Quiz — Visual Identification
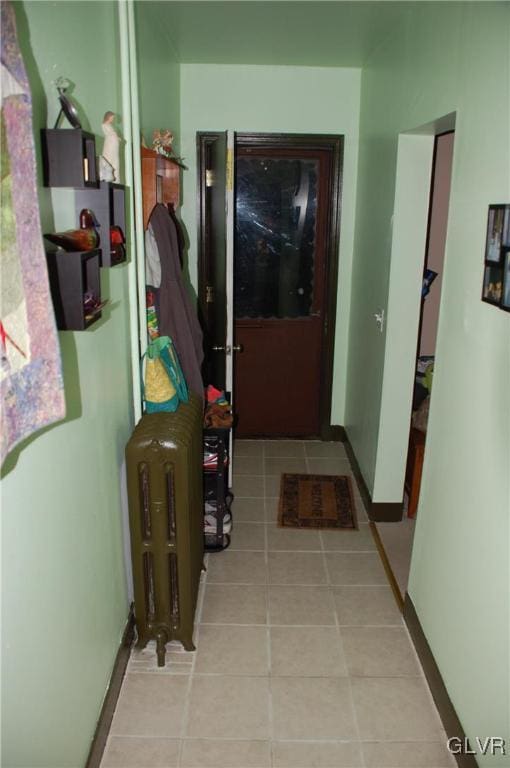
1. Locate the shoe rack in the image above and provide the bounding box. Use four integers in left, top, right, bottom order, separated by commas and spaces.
203, 426, 233, 552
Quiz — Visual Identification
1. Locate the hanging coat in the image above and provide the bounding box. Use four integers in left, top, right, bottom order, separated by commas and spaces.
148, 204, 204, 400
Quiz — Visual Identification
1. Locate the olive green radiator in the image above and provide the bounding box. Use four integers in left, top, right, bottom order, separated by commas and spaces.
125, 394, 204, 666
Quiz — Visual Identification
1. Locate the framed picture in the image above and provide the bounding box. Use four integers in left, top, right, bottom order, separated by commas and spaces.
501, 248, 510, 312
484, 205, 508, 263
503, 207, 510, 248
482, 263, 503, 306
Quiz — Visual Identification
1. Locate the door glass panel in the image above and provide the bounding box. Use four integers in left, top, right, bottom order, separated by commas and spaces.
235, 156, 318, 318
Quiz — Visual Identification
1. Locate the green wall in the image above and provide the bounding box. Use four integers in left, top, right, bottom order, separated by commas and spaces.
135, 2, 181, 156
179, 64, 361, 424
347, 2, 509, 757
1, 3, 134, 766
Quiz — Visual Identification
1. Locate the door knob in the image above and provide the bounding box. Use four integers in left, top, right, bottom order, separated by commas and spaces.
232, 344, 243, 353
212, 345, 231, 354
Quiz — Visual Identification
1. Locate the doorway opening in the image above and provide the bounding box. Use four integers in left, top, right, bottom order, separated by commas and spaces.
404, 131, 455, 520
197, 132, 344, 440
377, 127, 455, 599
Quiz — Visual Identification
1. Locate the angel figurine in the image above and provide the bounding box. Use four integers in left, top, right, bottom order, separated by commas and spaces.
100, 111, 120, 182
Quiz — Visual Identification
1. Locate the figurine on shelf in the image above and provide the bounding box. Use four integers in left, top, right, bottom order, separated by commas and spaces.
152, 129, 187, 169
100, 111, 120, 182
110, 225, 126, 265
44, 209, 99, 252
83, 291, 107, 321
152, 129, 174, 157
52, 76, 82, 129
99, 155, 115, 182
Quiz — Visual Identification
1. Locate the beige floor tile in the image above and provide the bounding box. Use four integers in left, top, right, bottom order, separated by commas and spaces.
195, 625, 268, 675
353, 496, 370, 521
325, 552, 388, 585
200, 584, 267, 625
307, 457, 353, 476
232, 497, 266, 522
181, 739, 271, 767
267, 523, 322, 551
268, 585, 337, 625
265, 476, 282, 496
101, 736, 180, 767
233, 475, 265, 497
320, 523, 376, 552
110, 674, 188, 737
206, 551, 267, 584
186, 676, 270, 739
230, 521, 266, 550
304, 441, 348, 459
265, 457, 308, 474
351, 677, 444, 740
265, 497, 279, 521
268, 551, 327, 585
234, 439, 264, 457
271, 677, 357, 739
270, 626, 348, 676
333, 586, 402, 626
233, 455, 264, 475
362, 740, 455, 767
341, 626, 421, 676
264, 440, 305, 457
272, 740, 362, 768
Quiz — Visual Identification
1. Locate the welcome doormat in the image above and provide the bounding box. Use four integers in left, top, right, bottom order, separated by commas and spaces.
278, 473, 358, 530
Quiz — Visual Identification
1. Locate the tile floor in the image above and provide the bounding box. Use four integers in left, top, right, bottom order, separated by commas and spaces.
101, 440, 453, 768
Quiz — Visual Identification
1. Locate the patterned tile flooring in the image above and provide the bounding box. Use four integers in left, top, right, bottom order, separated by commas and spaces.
101, 441, 453, 768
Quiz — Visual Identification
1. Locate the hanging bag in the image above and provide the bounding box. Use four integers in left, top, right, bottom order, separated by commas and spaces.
142, 335, 189, 413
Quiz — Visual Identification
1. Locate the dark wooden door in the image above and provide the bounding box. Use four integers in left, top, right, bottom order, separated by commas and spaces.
199, 132, 228, 389
234, 143, 336, 437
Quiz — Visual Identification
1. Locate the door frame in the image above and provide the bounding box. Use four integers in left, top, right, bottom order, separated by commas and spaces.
197, 131, 344, 440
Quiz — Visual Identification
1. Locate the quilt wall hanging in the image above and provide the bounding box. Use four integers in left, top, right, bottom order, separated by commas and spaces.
1, 1, 65, 465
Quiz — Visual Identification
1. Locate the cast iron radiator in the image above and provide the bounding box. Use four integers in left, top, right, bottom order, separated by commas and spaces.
125, 393, 204, 666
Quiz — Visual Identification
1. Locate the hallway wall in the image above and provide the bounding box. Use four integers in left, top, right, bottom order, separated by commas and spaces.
179, 64, 361, 425
135, 1, 181, 156
1, 3, 134, 766
347, 2, 509, 759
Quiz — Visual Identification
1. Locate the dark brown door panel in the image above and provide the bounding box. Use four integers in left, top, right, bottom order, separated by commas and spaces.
235, 319, 321, 437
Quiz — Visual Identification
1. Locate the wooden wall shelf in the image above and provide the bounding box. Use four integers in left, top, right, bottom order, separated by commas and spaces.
75, 182, 127, 267
141, 147, 180, 228
41, 129, 98, 188
46, 249, 103, 330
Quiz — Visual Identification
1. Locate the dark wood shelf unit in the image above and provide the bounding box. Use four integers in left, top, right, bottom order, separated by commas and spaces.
141, 147, 180, 228
75, 182, 127, 267
41, 129, 98, 188
46, 249, 103, 331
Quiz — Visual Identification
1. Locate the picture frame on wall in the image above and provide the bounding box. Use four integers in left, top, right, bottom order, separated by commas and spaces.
484, 205, 508, 263
482, 263, 503, 306
503, 207, 510, 248
501, 248, 510, 312
482, 204, 510, 310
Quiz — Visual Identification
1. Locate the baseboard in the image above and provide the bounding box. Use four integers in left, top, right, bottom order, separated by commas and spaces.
369, 522, 404, 611
344, 433, 404, 522
404, 595, 478, 768
321, 424, 347, 441
85, 605, 135, 768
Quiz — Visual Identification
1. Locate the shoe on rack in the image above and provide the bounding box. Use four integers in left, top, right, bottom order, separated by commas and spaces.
204, 512, 232, 535
203, 451, 228, 470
